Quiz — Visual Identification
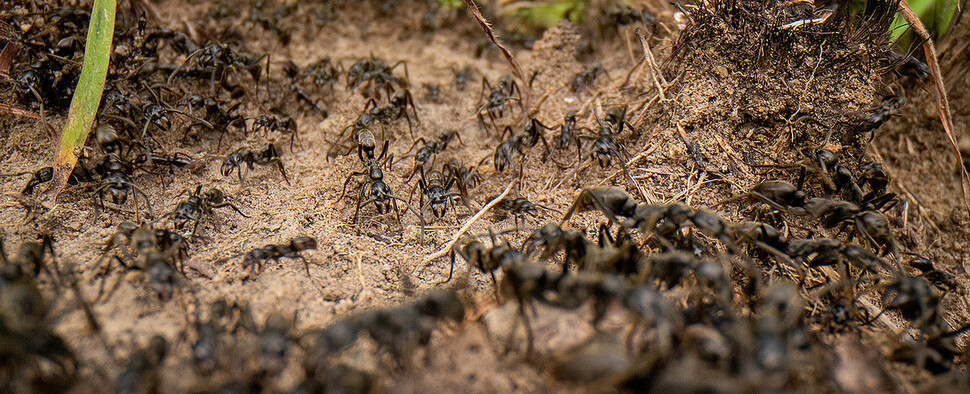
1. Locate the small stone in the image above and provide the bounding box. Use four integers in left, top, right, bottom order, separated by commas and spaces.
713, 65, 729, 79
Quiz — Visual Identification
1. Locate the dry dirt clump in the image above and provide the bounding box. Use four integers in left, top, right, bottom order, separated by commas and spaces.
645, 0, 899, 194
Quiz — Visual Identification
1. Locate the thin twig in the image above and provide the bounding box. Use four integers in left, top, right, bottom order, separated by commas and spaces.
634, 28, 667, 100
413, 180, 515, 274
0, 103, 42, 120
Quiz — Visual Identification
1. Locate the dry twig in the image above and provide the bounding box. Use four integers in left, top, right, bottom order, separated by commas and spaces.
413, 180, 515, 274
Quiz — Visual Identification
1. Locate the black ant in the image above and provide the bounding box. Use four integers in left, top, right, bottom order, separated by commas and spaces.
221, 143, 290, 185
443, 157, 487, 192
413, 169, 472, 227
237, 236, 318, 278
280, 60, 329, 116
167, 186, 249, 236
423, 83, 440, 102
134, 151, 202, 175
337, 141, 413, 228
571, 63, 606, 92
327, 114, 378, 163
522, 223, 592, 273
453, 65, 474, 90
500, 117, 553, 156
303, 56, 342, 94
181, 95, 245, 148
96, 225, 185, 302
477, 75, 522, 133
586, 106, 633, 169
844, 95, 905, 144
400, 129, 462, 182
2, 166, 54, 195
346, 55, 409, 99
493, 196, 559, 230
93, 156, 153, 218
252, 114, 299, 150
363, 88, 420, 138
168, 42, 265, 93
551, 111, 585, 165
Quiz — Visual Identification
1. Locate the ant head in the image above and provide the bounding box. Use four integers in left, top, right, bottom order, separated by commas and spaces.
204, 188, 225, 203
605, 106, 627, 125
221, 155, 240, 176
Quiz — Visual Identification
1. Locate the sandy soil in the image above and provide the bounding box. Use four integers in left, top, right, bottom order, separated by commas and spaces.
2, 0, 970, 392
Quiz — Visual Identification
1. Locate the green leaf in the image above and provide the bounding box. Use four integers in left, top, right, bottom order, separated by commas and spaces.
39, 0, 115, 208
935, 0, 958, 40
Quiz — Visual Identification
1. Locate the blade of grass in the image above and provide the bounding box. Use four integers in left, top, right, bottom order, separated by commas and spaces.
38, 0, 116, 209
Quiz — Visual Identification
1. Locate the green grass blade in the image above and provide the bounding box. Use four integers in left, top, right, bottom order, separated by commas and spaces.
39, 0, 115, 208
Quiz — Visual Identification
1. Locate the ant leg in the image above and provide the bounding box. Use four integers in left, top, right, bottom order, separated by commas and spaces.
405, 91, 419, 123
403, 137, 427, 156
299, 256, 311, 278
353, 184, 372, 224
131, 184, 155, 219
403, 110, 415, 140
211, 202, 250, 218
337, 172, 366, 202
444, 249, 457, 284
273, 160, 291, 186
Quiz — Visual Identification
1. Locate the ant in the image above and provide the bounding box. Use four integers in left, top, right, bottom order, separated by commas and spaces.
168, 42, 265, 93
423, 83, 440, 102
181, 95, 245, 148
346, 55, 409, 99
96, 226, 185, 302
571, 63, 606, 92
493, 196, 559, 230
252, 114, 299, 150
116, 336, 170, 393
237, 236, 318, 278
492, 118, 553, 173
337, 141, 413, 228
363, 88, 420, 138
328, 114, 378, 163
453, 65, 474, 90
586, 106, 633, 169
279, 60, 329, 116
522, 224, 591, 273
551, 111, 585, 165
2, 166, 54, 195
167, 186, 249, 236
400, 129, 462, 182
500, 117, 553, 155
443, 157, 487, 192
844, 95, 905, 144
477, 75, 522, 133
221, 143, 290, 185
93, 156, 153, 218
134, 151, 203, 175
100, 221, 188, 275
303, 56, 342, 94
413, 169, 472, 227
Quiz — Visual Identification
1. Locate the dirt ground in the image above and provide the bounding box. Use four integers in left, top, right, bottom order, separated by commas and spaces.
3, 0, 970, 392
